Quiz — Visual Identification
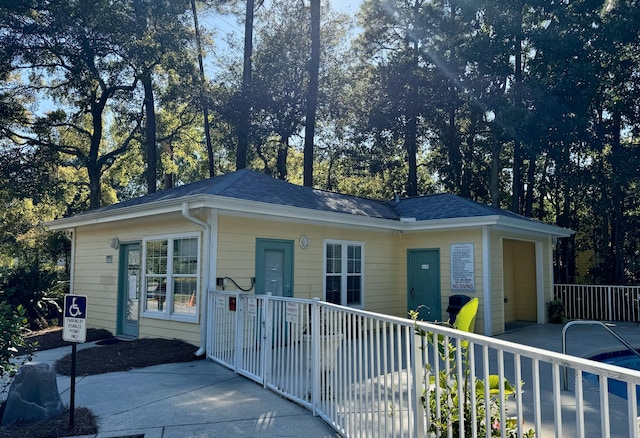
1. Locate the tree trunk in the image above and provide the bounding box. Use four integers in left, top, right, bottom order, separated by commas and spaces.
276, 137, 289, 180
490, 140, 501, 207
88, 97, 104, 209
163, 141, 174, 190
237, 0, 255, 171
524, 150, 536, 217
191, 0, 214, 178
611, 108, 625, 284
511, 7, 523, 214
142, 73, 157, 194
447, 106, 462, 193
406, 112, 418, 197
303, 0, 320, 187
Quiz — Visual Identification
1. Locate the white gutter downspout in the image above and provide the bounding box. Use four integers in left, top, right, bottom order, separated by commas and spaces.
181, 203, 210, 357
482, 225, 492, 336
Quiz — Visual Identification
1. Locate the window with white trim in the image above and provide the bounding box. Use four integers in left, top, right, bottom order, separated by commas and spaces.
142, 234, 199, 322
324, 240, 364, 307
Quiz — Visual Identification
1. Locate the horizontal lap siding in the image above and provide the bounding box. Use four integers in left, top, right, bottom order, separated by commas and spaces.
216, 215, 401, 315
490, 232, 505, 335
399, 229, 484, 332
73, 228, 120, 333
72, 215, 203, 343
138, 318, 200, 345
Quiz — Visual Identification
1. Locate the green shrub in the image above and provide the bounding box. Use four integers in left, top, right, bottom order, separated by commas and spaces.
0, 302, 32, 379
0, 264, 66, 330
410, 306, 535, 437
548, 299, 565, 323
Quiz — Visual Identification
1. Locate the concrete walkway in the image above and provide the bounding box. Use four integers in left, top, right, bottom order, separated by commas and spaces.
9, 322, 640, 437
22, 344, 339, 438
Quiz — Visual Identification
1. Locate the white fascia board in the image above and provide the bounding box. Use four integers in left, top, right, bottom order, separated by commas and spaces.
398, 215, 573, 238
47, 193, 574, 239
45, 195, 209, 230
491, 216, 574, 238
399, 215, 503, 231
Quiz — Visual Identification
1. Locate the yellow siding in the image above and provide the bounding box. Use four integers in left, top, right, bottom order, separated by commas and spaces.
69, 206, 557, 342
503, 241, 516, 322
71, 214, 202, 345
397, 229, 485, 332
490, 232, 505, 335
216, 215, 403, 316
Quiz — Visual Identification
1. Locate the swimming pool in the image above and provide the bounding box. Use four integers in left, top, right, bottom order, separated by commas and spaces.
587, 350, 640, 400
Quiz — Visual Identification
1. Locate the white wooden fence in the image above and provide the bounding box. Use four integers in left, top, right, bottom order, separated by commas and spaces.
555, 284, 640, 322
208, 290, 640, 437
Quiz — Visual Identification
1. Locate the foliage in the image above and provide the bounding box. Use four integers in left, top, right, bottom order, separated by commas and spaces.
548, 299, 565, 324
1, 0, 640, 284
0, 264, 67, 330
411, 300, 535, 437
0, 302, 32, 380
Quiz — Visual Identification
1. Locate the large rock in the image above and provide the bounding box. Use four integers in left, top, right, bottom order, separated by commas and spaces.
1, 362, 65, 426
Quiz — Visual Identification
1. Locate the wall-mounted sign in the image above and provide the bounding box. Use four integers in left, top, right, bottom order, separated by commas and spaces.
450, 243, 475, 292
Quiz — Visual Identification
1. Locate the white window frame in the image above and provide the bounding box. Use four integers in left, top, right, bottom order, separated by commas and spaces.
141, 232, 200, 323
323, 239, 365, 308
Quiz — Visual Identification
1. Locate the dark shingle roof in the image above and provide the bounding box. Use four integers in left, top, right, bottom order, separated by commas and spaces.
94, 169, 399, 220
66, 170, 565, 235
391, 193, 531, 222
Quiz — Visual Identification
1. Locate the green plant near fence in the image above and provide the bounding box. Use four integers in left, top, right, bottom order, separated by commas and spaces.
411, 299, 535, 437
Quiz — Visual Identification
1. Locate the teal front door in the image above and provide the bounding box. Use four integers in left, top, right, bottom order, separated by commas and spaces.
255, 239, 294, 297
117, 243, 141, 338
407, 249, 441, 321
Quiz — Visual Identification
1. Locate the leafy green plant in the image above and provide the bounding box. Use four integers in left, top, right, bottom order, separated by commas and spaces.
0, 264, 67, 330
0, 302, 34, 390
411, 299, 535, 437
548, 299, 565, 323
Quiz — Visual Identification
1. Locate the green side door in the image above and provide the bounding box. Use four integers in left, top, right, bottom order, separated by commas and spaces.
255, 239, 294, 297
117, 242, 141, 338
407, 249, 441, 321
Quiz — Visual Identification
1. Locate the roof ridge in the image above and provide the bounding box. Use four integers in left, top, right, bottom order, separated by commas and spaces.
212, 168, 251, 195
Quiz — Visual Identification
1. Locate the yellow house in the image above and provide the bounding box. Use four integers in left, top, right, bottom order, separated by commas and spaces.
47, 170, 573, 350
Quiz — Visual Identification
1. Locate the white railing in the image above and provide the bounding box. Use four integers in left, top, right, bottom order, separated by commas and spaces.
555, 284, 640, 322
208, 290, 640, 437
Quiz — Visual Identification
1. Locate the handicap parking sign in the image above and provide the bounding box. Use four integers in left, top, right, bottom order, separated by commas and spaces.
63, 294, 87, 343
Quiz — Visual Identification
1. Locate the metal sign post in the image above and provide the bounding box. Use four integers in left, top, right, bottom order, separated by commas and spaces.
63, 294, 87, 428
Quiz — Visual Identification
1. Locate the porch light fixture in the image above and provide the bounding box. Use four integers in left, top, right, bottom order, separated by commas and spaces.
110, 237, 119, 249
299, 235, 310, 249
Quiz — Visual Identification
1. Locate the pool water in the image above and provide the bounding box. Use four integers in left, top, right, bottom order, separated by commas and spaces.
587, 350, 640, 400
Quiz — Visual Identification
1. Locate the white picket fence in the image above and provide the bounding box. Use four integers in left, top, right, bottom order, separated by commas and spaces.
555, 284, 640, 322
207, 290, 640, 437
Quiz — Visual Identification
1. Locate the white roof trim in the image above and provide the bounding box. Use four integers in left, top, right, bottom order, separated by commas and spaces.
46, 194, 573, 238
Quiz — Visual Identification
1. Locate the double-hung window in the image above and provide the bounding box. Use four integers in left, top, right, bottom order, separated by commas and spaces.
324, 240, 364, 307
142, 234, 199, 322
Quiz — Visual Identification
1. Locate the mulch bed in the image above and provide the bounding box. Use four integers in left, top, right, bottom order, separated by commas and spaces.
1, 327, 201, 437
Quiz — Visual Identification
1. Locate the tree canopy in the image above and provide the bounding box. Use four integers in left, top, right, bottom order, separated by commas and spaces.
1, 0, 639, 284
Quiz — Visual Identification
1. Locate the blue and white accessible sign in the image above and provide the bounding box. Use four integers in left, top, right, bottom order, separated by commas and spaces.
63, 294, 87, 343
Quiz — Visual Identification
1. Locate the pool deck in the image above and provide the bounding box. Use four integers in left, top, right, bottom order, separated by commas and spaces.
495, 321, 640, 438
497, 320, 640, 358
